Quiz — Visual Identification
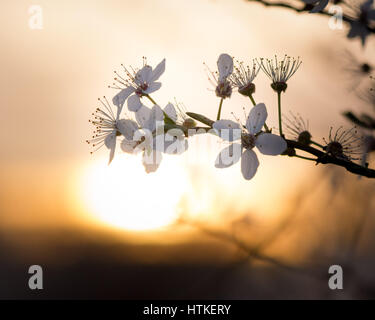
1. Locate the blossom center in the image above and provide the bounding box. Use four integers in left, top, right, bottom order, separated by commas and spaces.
271, 81, 288, 93
361, 63, 371, 73
241, 133, 256, 150
238, 82, 256, 97
326, 141, 344, 158
215, 80, 232, 99
136, 82, 149, 96
298, 130, 312, 145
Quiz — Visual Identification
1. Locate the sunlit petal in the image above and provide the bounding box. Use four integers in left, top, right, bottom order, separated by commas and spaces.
246, 103, 267, 134
255, 133, 287, 155
241, 149, 259, 180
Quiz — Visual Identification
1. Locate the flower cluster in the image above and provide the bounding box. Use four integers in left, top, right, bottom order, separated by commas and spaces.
88, 58, 191, 172
87, 53, 374, 181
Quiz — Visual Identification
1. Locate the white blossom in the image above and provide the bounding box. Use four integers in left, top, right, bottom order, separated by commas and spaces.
213, 103, 287, 180
205, 53, 234, 99
87, 97, 137, 164
111, 57, 166, 110
120, 103, 188, 173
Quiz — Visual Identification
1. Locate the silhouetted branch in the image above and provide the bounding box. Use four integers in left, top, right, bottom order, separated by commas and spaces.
245, 0, 375, 33
179, 217, 322, 279
286, 139, 375, 178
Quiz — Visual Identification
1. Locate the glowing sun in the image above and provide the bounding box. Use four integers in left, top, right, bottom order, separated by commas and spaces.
80, 155, 187, 231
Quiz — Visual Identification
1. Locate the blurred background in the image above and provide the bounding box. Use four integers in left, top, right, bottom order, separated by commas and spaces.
1, 0, 375, 299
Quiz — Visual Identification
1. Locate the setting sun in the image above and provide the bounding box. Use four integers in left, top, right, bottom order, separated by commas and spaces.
80, 155, 188, 231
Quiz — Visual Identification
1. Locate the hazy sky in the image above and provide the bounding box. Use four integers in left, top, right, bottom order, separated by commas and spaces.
0, 0, 373, 229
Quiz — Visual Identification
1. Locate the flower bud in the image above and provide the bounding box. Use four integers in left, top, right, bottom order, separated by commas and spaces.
238, 83, 256, 97
298, 130, 312, 145
182, 118, 197, 129
271, 81, 288, 93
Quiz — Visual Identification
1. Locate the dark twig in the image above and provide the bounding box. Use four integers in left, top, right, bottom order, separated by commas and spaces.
286, 139, 375, 178
179, 217, 322, 279
245, 0, 375, 33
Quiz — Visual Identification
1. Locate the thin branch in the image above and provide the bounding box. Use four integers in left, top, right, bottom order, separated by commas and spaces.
180, 218, 321, 279
286, 139, 375, 178
245, 0, 375, 33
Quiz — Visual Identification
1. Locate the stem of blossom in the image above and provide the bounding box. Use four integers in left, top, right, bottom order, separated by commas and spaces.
249, 95, 256, 106
249, 95, 270, 132
311, 140, 324, 149
293, 154, 317, 161
145, 94, 175, 124
277, 91, 284, 137
145, 94, 157, 105
216, 98, 224, 120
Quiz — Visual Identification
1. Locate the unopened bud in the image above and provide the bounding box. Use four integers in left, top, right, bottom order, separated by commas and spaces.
271, 81, 288, 93
298, 131, 312, 145
238, 83, 256, 97
182, 118, 196, 129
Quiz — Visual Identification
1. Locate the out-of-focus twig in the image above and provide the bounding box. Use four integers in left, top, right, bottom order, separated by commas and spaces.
245, 0, 375, 33
179, 217, 322, 279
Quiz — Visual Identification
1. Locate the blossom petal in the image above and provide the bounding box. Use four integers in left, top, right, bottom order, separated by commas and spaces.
135, 105, 152, 128
241, 149, 259, 180
132, 127, 154, 154
213, 120, 241, 141
142, 150, 162, 173
246, 103, 267, 134
116, 119, 139, 140
160, 130, 188, 155
255, 133, 287, 155
128, 95, 143, 112
139, 65, 152, 84
217, 53, 233, 81
215, 143, 242, 168
145, 82, 162, 94
213, 120, 241, 131
121, 138, 138, 154
104, 131, 117, 164
145, 104, 164, 132
112, 87, 134, 108
164, 103, 177, 122
149, 58, 166, 83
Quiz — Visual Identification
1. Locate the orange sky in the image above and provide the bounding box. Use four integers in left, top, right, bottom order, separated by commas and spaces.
0, 0, 374, 231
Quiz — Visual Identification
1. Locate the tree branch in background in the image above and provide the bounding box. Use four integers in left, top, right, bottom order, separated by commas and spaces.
246, 0, 375, 34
